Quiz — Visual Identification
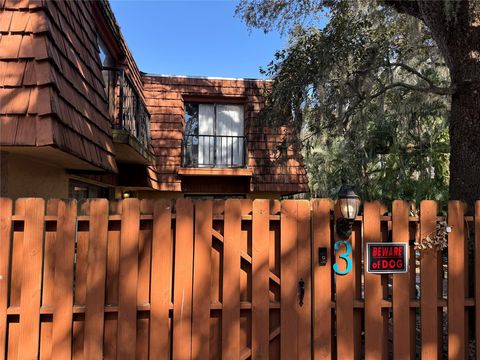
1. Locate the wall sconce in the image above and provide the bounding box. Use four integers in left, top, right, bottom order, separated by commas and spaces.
336, 185, 361, 239
122, 191, 132, 199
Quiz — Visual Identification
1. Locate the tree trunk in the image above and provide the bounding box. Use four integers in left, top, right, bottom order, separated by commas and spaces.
449, 78, 480, 211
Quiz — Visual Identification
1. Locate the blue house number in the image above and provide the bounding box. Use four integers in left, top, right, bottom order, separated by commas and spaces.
333, 240, 352, 275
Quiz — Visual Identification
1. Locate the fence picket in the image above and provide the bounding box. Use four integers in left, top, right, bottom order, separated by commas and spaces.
364, 202, 386, 360
334, 201, 355, 360
83, 199, 109, 360
51, 200, 77, 360
252, 199, 270, 359
280, 200, 298, 360
392, 200, 411, 360
448, 201, 467, 360
312, 199, 332, 360
0, 198, 12, 357
150, 200, 172, 360
420, 200, 441, 359
192, 200, 213, 360
16, 198, 44, 359
117, 198, 140, 358
173, 199, 194, 359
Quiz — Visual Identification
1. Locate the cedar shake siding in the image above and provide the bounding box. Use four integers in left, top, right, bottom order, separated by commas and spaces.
142, 75, 309, 195
0, 0, 116, 172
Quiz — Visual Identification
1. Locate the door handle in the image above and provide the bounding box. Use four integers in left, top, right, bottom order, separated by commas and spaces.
298, 278, 305, 306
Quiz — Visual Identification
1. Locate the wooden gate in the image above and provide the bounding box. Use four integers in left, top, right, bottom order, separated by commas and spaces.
0, 198, 479, 359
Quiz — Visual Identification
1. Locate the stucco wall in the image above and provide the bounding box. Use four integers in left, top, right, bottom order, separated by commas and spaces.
1, 152, 69, 199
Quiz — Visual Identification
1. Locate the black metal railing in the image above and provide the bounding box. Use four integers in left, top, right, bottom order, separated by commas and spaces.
102, 67, 150, 149
182, 134, 247, 168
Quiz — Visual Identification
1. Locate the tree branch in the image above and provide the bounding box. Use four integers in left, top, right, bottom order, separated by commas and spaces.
383, 0, 421, 20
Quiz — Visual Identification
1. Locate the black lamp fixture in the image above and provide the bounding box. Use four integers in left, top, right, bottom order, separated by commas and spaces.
336, 185, 361, 239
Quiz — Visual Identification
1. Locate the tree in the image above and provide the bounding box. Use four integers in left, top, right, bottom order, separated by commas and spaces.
237, 0, 480, 210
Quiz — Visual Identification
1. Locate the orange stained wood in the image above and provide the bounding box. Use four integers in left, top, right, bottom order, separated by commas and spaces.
312, 199, 332, 360
150, 200, 172, 360
252, 199, 270, 359
0, 198, 12, 356
222, 200, 243, 358
17, 198, 44, 359
364, 202, 387, 360
192, 200, 213, 360
83, 199, 109, 360
173, 199, 194, 359
392, 200, 411, 360
420, 200, 441, 359
280, 200, 298, 359
51, 200, 77, 360
476, 201, 480, 360
117, 199, 140, 358
334, 201, 354, 360
297, 200, 311, 360
177, 167, 253, 177
448, 201, 467, 360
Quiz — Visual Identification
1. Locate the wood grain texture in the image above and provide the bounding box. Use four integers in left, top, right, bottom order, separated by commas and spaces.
312, 199, 332, 360
420, 200, 440, 360
392, 200, 411, 360
297, 200, 311, 360
17, 198, 44, 360
364, 202, 386, 360
252, 199, 270, 359
0, 198, 12, 357
83, 199, 109, 360
117, 198, 140, 358
173, 199, 194, 360
280, 200, 298, 360
192, 200, 213, 360
51, 200, 77, 360
334, 201, 354, 360
448, 201, 466, 360
150, 200, 172, 360
222, 200, 242, 358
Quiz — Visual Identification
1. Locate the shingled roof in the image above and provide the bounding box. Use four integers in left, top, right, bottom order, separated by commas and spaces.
0, 0, 116, 172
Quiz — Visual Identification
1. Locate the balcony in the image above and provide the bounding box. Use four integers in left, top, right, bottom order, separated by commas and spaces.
103, 67, 154, 165
180, 134, 252, 177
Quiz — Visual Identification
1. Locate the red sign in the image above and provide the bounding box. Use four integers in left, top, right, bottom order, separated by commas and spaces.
366, 243, 408, 273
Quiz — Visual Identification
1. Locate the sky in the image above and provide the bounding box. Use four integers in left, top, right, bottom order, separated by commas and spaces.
109, 1, 287, 79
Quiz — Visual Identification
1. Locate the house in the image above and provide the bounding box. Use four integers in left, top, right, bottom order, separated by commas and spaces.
0, 0, 308, 200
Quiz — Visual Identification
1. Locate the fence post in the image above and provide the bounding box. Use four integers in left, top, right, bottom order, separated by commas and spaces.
0, 198, 12, 358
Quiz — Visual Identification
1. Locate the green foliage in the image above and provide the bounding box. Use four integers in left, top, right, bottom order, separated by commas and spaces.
237, 0, 451, 202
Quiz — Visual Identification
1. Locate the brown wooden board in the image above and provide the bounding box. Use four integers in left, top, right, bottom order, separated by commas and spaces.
172, 199, 194, 359
312, 199, 332, 360
150, 200, 172, 360
223, 200, 242, 358
17, 198, 44, 359
83, 199, 109, 359
51, 200, 77, 360
0, 198, 12, 356
280, 200, 298, 359
419, 200, 440, 359
448, 201, 466, 360
117, 198, 140, 358
364, 202, 387, 360
192, 200, 213, 360
252, 199, 270, 359
392, 200, 411, 360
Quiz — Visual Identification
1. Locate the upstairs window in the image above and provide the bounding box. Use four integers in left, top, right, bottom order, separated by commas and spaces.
183, 103, 245, 168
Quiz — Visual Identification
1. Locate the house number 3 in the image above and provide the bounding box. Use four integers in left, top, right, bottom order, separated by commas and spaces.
333, 240, 352, 275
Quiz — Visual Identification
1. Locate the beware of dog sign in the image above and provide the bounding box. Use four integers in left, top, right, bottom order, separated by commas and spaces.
366, 243, 408, 274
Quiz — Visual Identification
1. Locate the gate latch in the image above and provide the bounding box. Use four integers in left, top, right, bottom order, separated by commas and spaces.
298, 278, 305, 306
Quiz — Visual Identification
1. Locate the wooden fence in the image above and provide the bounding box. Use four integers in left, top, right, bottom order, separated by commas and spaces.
0, 198, 478, 359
